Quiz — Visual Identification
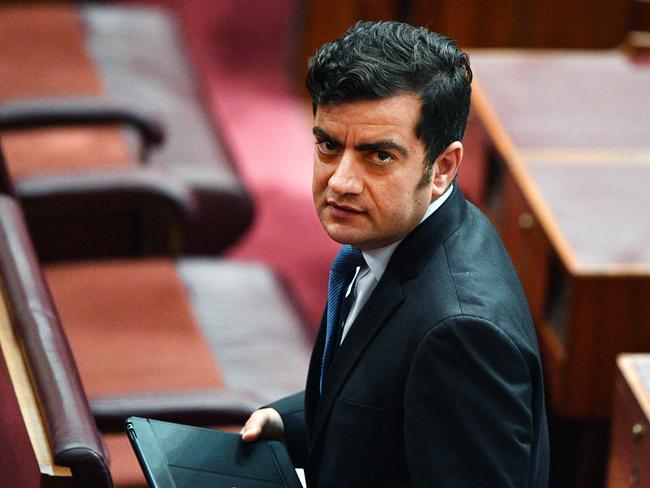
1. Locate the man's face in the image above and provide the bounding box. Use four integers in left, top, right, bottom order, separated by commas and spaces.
312, 94, 444, 250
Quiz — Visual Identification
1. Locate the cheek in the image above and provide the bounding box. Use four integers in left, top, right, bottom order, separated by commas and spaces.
312, 160, 329, 195
372, 179, 427, 221
366, 183, 401, 219
372, 173, 408, 202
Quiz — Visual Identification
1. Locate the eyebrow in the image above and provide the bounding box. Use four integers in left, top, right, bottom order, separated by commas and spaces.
355, 140, 409, 157
312, 126, 341, 146
312, 126, 409, 157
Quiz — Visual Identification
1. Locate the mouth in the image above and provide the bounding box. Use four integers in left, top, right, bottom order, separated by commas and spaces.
326, 200, 365, 218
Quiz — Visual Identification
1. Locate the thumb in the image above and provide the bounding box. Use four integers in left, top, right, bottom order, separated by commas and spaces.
241, 423, 262, 442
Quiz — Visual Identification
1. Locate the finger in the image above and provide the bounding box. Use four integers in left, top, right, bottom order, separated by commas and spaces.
241, 422, 263, 441
240, 411, 267, 441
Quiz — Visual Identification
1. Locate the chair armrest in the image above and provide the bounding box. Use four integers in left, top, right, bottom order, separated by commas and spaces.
17, 168, 197, 258
0, 195, 112, 485
0, 98, 165, 161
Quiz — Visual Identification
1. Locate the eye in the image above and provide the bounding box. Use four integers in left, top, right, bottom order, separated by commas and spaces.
371, 150, 395, 165
316, 140, 339, 155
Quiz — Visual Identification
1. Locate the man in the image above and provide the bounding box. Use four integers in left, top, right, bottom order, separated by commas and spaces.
242, 21, 549, 487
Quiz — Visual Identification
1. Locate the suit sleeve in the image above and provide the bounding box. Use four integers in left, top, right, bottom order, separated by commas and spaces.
268, 391, 308, 467
403, 316, 534, 488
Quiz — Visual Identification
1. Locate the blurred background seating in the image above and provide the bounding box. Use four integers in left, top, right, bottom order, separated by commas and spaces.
0, 139, 312, 486
0, 4, 254, 261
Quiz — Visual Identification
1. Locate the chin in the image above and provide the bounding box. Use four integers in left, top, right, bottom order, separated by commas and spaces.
321, 218, 375, 247
324, 227, 360, 247
325, 231, 352, 245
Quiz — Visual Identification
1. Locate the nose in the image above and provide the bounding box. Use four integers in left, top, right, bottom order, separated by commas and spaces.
328, 153, 363, 195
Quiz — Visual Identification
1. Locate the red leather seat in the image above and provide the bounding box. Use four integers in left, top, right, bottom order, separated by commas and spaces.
0, 4, 254, 261
0, 5, 310, 486
0, 145, 310, 485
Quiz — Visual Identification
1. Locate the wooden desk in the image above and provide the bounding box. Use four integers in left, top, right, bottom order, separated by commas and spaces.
607, 354, 650, 487
468, 50, 650, 419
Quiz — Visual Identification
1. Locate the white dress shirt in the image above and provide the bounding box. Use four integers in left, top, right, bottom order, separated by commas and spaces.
339, 183, 454, 343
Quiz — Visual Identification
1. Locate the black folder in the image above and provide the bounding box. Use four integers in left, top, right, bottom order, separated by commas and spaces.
125, 416, 302, 488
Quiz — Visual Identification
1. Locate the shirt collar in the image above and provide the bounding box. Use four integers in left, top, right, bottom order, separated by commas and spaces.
361, 183, 454, 281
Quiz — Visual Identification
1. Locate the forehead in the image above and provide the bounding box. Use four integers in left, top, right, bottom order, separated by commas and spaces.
314, 94, 422, 139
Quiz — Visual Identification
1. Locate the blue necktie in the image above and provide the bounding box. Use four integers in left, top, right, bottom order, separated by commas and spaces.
320, 245, 365, 393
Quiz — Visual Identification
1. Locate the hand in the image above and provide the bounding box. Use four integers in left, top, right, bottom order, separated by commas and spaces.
240, 408, 284, 442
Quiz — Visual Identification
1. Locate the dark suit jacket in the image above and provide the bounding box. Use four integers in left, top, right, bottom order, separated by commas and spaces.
271, 186, 549, 487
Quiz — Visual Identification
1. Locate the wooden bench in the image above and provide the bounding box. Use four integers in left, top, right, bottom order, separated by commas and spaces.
467, 48, 650, 487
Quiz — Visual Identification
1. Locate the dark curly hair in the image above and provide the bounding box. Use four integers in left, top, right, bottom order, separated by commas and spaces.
306, 21, 472, 181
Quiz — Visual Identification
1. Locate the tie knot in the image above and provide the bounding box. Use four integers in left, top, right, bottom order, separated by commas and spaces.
331, 245, 365, 276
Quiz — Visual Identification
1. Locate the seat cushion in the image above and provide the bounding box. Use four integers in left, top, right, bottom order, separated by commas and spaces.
44, 258, 223, 397
176, 259, 313, 402
44, 258, 312, 430
0, 5, 132, 178
79, 4, 255, 255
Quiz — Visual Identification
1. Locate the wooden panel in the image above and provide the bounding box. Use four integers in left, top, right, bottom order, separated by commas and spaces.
470, 50, 650, 420
570, 280, 650, 415
296, 0, 634, 92
470, 79, 579, 273
495, 166, 552, 321
418, 0, 481, 48
411, 0, 630, 48
458, 45, 650, 487
607, 355, 650, 487
300, 0, 401, 55
625, 0, 650, 58
629, 0, 650, 32
457, 110, 490, 206
296, 0, 401, 90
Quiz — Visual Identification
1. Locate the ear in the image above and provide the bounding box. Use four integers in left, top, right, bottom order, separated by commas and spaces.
430, 141, 463, 198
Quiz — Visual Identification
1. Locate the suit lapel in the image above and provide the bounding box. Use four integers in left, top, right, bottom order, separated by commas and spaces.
304, 313, 326, 439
